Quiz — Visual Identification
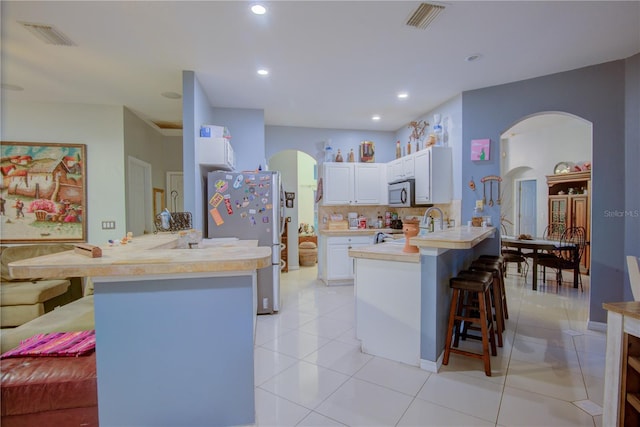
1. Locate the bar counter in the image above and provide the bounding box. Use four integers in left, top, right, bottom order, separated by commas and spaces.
349, 226, 497, 372
8, 233, 271, 427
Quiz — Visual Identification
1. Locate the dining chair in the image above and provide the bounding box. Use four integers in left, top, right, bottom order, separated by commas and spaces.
523, 225, 556, 280
501, 245, 529, 277
627, 255, 640, 301
537, 226, 586, 291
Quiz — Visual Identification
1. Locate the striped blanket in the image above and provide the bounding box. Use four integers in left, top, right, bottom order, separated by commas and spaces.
0, 330, 95, 358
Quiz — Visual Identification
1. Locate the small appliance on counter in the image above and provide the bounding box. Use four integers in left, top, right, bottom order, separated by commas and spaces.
390, 218, 403, 230
348, 212, 358, 230
358, 216, 368, 229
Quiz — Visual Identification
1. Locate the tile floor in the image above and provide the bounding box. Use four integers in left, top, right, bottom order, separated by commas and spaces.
254, 264, 605, 426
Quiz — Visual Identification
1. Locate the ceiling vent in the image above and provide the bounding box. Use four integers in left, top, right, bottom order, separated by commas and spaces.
19, 21, 76, 46
406, 3, 445, 29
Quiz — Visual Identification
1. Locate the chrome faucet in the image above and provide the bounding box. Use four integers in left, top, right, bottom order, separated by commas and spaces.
421, 207, 444, 232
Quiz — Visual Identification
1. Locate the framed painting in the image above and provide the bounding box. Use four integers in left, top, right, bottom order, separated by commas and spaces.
471, 138, 491, 161
1, 141, 87, 243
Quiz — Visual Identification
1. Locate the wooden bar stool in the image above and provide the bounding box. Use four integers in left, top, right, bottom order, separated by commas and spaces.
443, 271, 496, 376
457, 267, 504, 348
473, 257, 509, 321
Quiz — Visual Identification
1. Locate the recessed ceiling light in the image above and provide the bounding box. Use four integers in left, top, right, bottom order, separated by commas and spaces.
161, 91, 182, 99
1, 83, 25, 91
372, 115, 381, 121
257, 69, 269, 76
397, 92, 409, 99
465, 54, 482, 62
251, 4, 267, 15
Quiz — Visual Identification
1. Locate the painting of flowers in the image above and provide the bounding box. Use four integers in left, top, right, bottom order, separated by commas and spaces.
1, 141, 87, 243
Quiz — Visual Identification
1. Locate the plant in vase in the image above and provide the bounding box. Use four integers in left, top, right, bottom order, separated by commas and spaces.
408, 120, 428, 151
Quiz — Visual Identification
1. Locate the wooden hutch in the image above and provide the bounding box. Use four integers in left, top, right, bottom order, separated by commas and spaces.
546, 170, 591, 273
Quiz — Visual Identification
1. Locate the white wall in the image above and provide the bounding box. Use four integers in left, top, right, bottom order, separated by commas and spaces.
269, 150, 299, 270
2, 101, 126, 245
297, 152, 317, 231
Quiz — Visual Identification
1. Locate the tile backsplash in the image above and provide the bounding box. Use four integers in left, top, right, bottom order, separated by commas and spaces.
318, 200, 461, 230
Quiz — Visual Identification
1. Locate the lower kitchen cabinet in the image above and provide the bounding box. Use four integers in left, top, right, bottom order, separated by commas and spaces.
318, 234, 372, 285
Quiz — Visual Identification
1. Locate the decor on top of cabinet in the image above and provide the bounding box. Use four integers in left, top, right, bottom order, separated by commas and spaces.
359, 141, 375, 163
335, 149, 343, 162
408, 120, 428, 148
348, 148, 355, 162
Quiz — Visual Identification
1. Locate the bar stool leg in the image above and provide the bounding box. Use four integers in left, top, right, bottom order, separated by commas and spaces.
443, 288, 460, 366
478, 289, 492, 375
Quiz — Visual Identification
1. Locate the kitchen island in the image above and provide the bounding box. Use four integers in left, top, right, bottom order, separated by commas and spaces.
349, 226, 496, 372
8, 233, 271, 427
317, 228, 402, 285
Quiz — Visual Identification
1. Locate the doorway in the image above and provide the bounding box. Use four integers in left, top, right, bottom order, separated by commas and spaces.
268, 150, 318, 272
516, 179, 536, 236
500, 112, 593, 282
127, 156, 153, 235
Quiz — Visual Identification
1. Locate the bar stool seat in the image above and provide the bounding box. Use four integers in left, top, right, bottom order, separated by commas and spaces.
473, 258, 509, 322
443, 270, 496, 376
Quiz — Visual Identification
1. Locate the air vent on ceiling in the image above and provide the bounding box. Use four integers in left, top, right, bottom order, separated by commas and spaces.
406, 3, 445, 29
19, 21, 76, 46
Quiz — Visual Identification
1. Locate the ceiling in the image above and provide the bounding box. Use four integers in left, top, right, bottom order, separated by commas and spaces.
2, 1, 639, 134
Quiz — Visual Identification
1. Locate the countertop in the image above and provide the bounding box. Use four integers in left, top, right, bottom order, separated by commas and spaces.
318, 228, 402, 237
8, 233, 272, 279
603, 301, 640, 320
348, 243, 420, 263
410, 226, 496, 250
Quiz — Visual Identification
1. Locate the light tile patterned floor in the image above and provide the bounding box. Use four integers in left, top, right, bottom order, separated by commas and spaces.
254, 265, 604, 427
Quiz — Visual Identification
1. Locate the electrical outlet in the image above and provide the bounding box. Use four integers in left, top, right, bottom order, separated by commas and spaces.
475, 200, 484, 210
101, 221, 116, 230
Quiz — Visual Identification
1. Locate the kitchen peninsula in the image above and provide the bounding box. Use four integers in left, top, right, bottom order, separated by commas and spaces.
349, 226, 496, 372
7, 233, 271, 427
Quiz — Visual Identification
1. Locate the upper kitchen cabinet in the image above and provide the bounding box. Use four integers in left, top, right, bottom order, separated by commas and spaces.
414, 146, 452, 205
387, 155, 415, 183
197, 137, 235, 171
322, 162, 386, 205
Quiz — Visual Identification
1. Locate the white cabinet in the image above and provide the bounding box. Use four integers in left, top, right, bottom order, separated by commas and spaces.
320, 235, 372, 285
323, 163, 386, 205
323, 162, 353, 205
414, 146, 451, 204
387, 156, 414, 183
197, 137, 235, 171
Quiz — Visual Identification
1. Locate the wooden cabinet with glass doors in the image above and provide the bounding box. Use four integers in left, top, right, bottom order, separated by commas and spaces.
547, 171, 591, 273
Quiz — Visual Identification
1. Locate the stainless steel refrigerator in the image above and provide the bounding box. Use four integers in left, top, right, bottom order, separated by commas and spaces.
206, 170, 283, 314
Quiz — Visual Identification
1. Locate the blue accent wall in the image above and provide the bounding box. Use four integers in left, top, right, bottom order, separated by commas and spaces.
461, 58, 634, 323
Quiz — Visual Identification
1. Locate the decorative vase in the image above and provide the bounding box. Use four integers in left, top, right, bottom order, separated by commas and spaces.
402, 218, 420, 253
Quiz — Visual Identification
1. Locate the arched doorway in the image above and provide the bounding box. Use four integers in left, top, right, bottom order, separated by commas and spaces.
500, 111, 593, 277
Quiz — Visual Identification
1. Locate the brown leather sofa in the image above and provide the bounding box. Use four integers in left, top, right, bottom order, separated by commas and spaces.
1, 353, 98, 426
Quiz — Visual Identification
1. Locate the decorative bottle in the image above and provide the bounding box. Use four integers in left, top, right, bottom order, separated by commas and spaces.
396, 141, 401, 159
348, 149, 355, 162
335, 149, 343, 162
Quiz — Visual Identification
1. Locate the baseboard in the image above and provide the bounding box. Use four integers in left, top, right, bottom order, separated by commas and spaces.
420, 351, 444, 373
588, 320, 607, 332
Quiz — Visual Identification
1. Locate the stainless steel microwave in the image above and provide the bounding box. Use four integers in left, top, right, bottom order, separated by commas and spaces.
388, 179, 415, 207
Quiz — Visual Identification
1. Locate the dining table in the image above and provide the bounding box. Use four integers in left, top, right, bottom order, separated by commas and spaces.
501, 235, 579, 291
